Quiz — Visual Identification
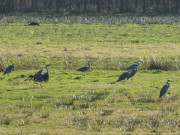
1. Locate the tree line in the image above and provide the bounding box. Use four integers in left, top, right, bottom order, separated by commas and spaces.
0, 0, 180, 14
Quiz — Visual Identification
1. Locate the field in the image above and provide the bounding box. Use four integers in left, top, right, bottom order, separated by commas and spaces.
0, 14, 180, 135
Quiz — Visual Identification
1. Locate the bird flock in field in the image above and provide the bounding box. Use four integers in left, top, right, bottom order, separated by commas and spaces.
3, 61, 171, 99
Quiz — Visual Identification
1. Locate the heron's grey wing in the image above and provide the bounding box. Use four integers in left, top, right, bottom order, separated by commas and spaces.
159, 85, 168, 98
127, 64, 137, 70
77, 67, 88, 72
117, 72, 129, 82
34, 70, 43, 80
39, 72, 49, 82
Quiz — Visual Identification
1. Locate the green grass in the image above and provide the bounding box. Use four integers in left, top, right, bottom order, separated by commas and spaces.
0, 16, 180, 134
0, 23, 179, 71
0, 70, 180, 134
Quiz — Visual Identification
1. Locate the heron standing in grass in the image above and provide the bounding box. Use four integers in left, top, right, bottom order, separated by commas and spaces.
77, 61, 91, 72
127, 67, 138, 80
117, 70, 131, 82
159, 80, 171, 98
127, 61, 140, 70
34, 64, 51, 87
4, 64, 15, 75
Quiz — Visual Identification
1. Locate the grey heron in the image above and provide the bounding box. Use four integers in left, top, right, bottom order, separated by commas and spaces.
159, 80, 171, 98
77, 61, 91, 72
34, 64, 51, 87
117, 71, 131, 82
4, 64, 15, 75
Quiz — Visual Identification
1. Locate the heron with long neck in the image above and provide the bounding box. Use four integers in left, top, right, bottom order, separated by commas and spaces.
159, 80, 171, 98
39, 64, 51, 82
77, 61, 91, 72
34, 64, 51, 87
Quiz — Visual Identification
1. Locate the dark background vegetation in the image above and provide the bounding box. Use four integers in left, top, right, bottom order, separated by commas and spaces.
0, 0, 180, 14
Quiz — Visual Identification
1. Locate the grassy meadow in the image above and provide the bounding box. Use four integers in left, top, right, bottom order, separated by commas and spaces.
0, 14, 180, 134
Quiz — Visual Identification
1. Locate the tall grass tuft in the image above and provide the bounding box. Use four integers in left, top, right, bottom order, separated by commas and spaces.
62, 57, 179, 71
39, 112, 50, 119
142, 56, 179, 71
0, 56, 178, 71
